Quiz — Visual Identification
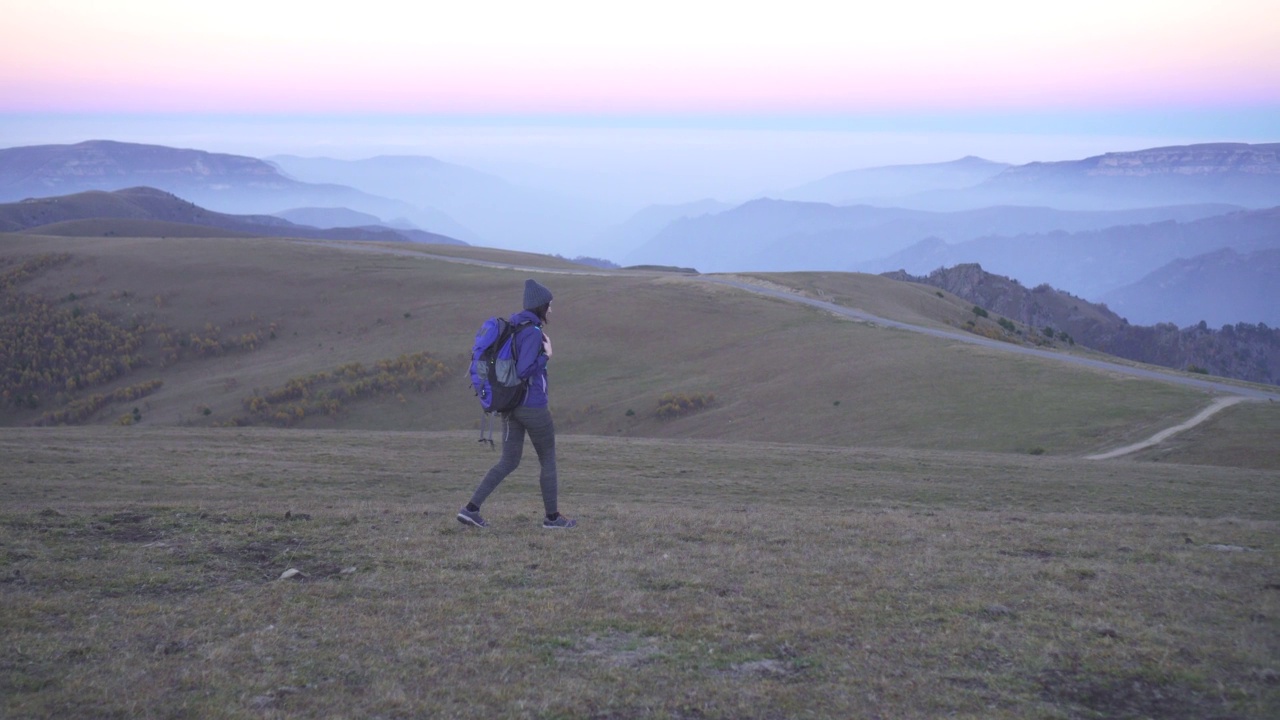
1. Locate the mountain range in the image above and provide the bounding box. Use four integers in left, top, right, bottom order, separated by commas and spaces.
0, 140, 473, 240
962, 142, 1280, 210
624, 200, 1244, 272
856, 206, 1280, 322
1101, 247, 1280, 328
622, 143, 1277, 273
1, 138, 1276, 328
778, 155, 1012, 205
265, 154, 616, 254
824, 143, 1280, 212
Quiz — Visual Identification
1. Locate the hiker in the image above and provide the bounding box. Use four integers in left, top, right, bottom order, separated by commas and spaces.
457, 279, 577, 529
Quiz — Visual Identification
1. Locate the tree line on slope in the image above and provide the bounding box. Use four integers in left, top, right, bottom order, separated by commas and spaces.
889, 264, 1280, 386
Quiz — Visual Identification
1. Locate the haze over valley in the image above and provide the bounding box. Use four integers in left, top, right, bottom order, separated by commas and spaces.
2, 138, 1277, 332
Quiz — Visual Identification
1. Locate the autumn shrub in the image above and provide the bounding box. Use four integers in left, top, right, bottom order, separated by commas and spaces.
963, 324, 1015, 344
32, 380, 164, 426
3, 255, 147, 408
236, 352, 451, 427
656, 392, 716, 419
158, 323, 277, 364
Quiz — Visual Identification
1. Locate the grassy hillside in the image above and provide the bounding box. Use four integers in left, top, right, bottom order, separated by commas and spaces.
16, 217, 259, 238
0, 232, 1258, 458
0, 187, 460, 245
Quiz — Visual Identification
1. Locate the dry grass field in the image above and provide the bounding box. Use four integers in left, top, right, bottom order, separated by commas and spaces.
2, 233, 1278, 718
1, 428, 1277, 719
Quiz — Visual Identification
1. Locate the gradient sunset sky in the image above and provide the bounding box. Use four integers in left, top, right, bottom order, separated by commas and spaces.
2, 0, 1277, 199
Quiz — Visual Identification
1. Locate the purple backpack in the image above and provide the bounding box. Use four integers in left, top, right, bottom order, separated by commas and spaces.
469, 317, 531, 416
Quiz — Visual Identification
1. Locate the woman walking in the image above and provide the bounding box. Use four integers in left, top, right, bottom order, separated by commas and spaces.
457, 279, 576, 529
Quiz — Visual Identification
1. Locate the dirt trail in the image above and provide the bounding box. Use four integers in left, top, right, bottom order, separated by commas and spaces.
1084, 396, 1250, 460
704, 276, 1280, 402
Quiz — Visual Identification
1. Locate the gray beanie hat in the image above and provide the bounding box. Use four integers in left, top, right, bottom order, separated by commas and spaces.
523, 279, 553, 310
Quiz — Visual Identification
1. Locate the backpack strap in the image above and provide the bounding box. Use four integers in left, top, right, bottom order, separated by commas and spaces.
478, 410, 495, 448
508, 320, 536, 380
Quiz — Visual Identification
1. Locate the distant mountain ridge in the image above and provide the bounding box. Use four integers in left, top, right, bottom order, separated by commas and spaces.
4, 138, 1277, 329
626, 200, 1244, 273
995, 143, 1280, 183
273, 207, 384, 229
958, 142, 1280, 210
266, 154, 615, 254
0, 140, 471, 238
591, 199, 732, 261
622, 142, 1279, 269
887, 263, 1280, 386
860, 206, 1280, 305
0, 187, 465, 244
0, 139, 281, 192
780, 155, 1011, 205
1101, 247, 1280, 327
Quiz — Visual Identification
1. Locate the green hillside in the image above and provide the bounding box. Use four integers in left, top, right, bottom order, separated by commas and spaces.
0, 232, 1266, 458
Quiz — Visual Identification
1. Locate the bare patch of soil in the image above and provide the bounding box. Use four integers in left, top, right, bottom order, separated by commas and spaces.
557, 631, 665, 668
1038, 668, 1239, 720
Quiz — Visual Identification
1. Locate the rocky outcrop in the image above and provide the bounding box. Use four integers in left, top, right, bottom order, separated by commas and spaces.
993, 143, 1280, 182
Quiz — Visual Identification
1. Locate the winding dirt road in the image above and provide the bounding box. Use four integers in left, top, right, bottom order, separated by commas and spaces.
1082, 396, 1249, 460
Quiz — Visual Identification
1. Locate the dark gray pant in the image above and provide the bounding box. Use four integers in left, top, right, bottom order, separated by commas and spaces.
469, 405, 558, 516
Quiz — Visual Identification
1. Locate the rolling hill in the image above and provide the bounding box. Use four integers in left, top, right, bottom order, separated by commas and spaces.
3, 230, 1273, 459
0, 187, 466, 244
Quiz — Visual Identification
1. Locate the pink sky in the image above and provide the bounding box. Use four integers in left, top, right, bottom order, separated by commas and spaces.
3, 0, 1278, 114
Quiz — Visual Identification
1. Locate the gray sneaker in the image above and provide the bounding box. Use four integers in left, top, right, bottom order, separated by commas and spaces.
456, 508, 488, 528
542, 514, 577, 529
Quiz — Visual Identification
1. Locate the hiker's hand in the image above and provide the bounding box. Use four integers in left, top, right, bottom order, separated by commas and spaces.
541, 333, 553, 358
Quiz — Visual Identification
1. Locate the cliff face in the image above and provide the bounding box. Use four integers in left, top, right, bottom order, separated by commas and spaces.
1084, 143, 1280, 177
975, 143, 1280, 209
889, 264, 1280, 386
997, 143, 1280, 181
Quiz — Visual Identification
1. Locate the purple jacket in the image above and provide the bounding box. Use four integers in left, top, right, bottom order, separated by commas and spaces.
509, 309, 549, 408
